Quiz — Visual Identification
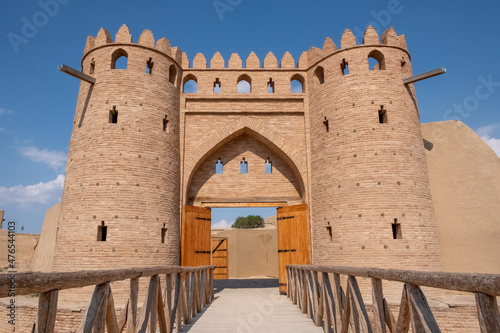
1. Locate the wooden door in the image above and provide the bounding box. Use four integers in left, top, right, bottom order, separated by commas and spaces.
181, 205, 212, 267
277, 204, 310, 293
211, 237, 228, 279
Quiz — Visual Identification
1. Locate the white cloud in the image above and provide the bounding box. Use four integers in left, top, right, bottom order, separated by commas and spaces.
480, 134, 500, 157
0, 175, 65, 206
212, 219, 232, 228
0, 108, 13, 115
19, 146, 67, 170
476, 123, 498, 137
476, 123, 500, 157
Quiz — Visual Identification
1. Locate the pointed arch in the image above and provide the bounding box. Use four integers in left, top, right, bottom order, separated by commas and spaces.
184, 121, 307, 204
183, 74, 197, 93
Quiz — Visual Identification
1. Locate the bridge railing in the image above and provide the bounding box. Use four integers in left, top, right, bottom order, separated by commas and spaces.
286, 265, 500, 333
0, 265, 215, 333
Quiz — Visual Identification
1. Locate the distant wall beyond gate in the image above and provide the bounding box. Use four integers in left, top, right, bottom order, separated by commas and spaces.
212, 228, 278, 279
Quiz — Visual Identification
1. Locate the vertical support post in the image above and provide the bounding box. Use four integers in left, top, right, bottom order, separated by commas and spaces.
37, 290, 59, 333
333, 273, 343, 332
371, 278, 386, 333
105, 288, 120, 333
210, 268, 215, 300
301, 269, 308, 314
165, 274, 173, 332
127, 277, 139, 333
312, 270, 323, 326
175, 272, 184, 333
475, 292, 500, 333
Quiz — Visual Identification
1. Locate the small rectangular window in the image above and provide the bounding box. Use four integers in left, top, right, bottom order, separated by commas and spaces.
214, 78, 221, 93
109, 106, 118, 124
161, 225, 168, 244
326, 225, 332, 241
265, 158, 272, 174
267, 78, 275, 93
392, 219, 402, 239
146, 58, 153, 75
216, 158, 223, 174
97, 222, 107, 242
240, 158, 248, 174
379, 106, 388, 124
163, 115, 168, 132
341, 59, 349, 75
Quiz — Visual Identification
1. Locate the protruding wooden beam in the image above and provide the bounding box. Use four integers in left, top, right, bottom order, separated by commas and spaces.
403, 68, 446, 85
58, 64, 96, 84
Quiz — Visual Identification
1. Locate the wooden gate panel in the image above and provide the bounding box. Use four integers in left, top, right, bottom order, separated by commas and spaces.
211, 238, 228, 279
181, 205, 212, 267
277, 204, 310, 293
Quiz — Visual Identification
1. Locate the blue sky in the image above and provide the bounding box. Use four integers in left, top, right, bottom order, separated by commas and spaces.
0, 0, 499, 233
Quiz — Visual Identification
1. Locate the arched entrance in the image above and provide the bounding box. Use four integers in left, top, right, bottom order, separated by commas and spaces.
181, 129, 310, 293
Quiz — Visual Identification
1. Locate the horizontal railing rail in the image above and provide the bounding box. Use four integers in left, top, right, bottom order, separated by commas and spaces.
1, 265, 215, 333
286, 264, 500, 333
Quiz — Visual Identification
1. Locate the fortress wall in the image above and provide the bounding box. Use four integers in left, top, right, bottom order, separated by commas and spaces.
188, 135, 302, 206
212, 228, 279, 278
33, 203, 60, 272
0, 231, 39, 272
307, 28, 441, 270
179, 67, 310, 206
422, 121, 500, 274
51, 27, 182, 272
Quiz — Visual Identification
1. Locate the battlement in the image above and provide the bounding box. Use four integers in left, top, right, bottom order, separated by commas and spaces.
83, 24, 183, 65
184, 26, 407, 70
83, 25, 408, 71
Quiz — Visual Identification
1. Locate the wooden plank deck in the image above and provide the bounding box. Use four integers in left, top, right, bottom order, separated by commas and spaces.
180, 279, 323, 332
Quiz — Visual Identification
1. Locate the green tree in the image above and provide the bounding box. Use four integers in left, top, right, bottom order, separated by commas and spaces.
231, 215, 265, 229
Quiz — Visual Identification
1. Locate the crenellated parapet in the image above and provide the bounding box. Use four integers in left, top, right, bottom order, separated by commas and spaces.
185, 50, 303, 70
82, 25, 183, 66
178, 26, 407, 71
81, 25, 408, 72
305, 26, 408, 68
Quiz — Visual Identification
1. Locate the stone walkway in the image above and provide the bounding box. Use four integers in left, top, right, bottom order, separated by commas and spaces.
180, 279, 324, 333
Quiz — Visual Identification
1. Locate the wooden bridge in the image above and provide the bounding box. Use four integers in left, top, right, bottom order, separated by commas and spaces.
0, 265, 499, 332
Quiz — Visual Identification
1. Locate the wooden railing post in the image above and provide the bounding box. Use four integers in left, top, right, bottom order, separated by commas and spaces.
371, 278, 386, 333
36, 289, 59, 333
204, 268, 211, 304
210, 268, 215, 300
126, 277, 138, 333
301, 269, 308, 314
175, 272, 183, 333
321, 272, 336, 333
474, 291, 500, 333
406, 283, 440, 332
164, 274, 173, 333
135, 275, 160, 333
105, 289, 120, 333
333, 272, 343, 331
156, 277, 168, 333
77, 282, 110, 333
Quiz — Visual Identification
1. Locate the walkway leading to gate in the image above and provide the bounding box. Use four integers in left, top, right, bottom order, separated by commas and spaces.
182, 279, 323, 333
2, 265, 499, 332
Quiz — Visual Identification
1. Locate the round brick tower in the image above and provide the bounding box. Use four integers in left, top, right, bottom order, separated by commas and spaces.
307, 26, 441, 270
52, 25, 182, 271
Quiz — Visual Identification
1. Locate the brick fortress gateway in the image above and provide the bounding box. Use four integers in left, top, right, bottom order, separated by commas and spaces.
51, 24, 442, 274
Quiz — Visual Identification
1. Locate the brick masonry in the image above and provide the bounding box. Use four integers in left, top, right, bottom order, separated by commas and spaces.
51, 25, 441, 276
